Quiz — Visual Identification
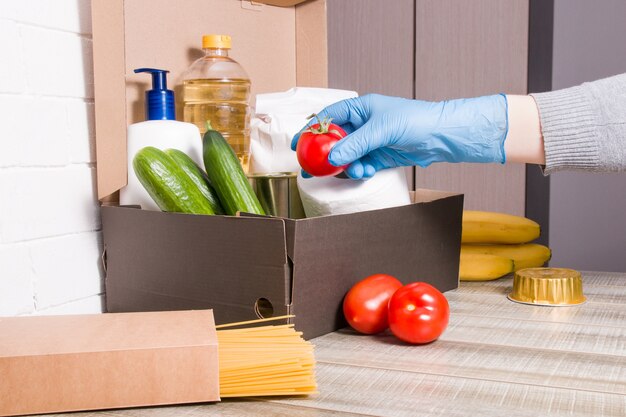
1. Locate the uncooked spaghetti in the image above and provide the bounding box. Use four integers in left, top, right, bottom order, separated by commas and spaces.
216, 315, 317, 397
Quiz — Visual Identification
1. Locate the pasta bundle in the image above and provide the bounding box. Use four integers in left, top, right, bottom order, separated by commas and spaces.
216, 316, 317, 397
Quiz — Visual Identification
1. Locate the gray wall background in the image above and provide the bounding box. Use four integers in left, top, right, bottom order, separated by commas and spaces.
324, 0, 626, 271
549, 0, 626, 272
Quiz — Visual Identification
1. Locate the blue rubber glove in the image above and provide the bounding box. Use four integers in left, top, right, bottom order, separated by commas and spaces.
291, 93, 509, 179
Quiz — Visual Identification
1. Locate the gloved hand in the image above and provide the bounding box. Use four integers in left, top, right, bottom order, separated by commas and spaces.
291, 93, 509, 179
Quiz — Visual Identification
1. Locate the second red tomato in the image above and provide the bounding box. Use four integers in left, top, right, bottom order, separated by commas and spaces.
343, 274, 403, 334
388, 282, 450, 344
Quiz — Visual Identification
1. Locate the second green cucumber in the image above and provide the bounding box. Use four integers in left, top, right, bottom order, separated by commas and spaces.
202, 127, 265, 216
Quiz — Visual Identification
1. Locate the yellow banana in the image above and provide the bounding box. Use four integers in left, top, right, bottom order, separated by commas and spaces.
461, 243, 551, 271
462, 210, 540, 244
459, 253, 515, 281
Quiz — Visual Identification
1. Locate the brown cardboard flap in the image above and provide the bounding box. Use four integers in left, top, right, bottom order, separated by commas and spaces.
296, 0, 328, 87
92, 0, 328, 200
102, 207, 291, 324
0, 310, 219, 416
258, 0, 311, 6
92, 0, 127, 202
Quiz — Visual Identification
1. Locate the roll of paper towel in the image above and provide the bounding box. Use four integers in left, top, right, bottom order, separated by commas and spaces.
250, 87, 358, 174
297, 168, 412, 217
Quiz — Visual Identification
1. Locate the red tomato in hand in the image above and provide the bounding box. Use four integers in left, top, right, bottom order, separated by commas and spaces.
388, 282, 449, 344
296, 116, 348, 176
343, 274, 403, 334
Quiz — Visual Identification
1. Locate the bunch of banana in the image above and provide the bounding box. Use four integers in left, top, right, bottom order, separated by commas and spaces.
460, 211, 551, 281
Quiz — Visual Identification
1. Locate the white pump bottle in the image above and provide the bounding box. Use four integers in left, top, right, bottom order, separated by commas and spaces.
120, 68, 203, 210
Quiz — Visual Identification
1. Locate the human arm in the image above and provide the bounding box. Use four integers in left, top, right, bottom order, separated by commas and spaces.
291, 93, 512, 179
531, 73, 626, 173
504, 95, 545, 165
292, 73, 626, 178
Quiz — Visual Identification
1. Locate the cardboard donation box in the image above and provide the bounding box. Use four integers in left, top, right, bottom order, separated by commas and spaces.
92, 0, 465, 340
0, 310, 220, 417
102, 191, 463, 339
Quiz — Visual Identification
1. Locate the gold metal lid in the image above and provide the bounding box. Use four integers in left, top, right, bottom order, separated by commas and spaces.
508, 267, 586, 306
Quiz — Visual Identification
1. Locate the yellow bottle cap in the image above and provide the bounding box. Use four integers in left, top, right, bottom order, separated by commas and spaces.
508, 267, 586, 306
202, 34, 232, 49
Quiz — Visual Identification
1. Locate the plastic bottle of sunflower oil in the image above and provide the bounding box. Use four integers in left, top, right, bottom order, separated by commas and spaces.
182, 34, 251, 172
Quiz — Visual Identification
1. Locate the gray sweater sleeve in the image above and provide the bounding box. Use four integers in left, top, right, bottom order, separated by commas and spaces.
530, 73, 626, 174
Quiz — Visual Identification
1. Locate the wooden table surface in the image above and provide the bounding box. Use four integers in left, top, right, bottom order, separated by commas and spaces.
46, 271, 626, 417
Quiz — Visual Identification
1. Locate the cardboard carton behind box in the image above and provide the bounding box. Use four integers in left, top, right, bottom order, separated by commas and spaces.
92, 0, 464, 340
0, 310, 219, 417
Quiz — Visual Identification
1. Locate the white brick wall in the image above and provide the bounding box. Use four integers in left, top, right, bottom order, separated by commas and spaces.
0, 0, 104, 316
0, 245, 34, 316
30, 232, 104, 310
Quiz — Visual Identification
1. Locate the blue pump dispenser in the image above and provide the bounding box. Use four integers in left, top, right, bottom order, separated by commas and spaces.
134, 68, 175, 121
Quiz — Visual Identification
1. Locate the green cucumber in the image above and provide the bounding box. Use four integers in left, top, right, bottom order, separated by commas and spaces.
164, 148, 225, 215
202, 127, 265, 215
133, 146, 216, 215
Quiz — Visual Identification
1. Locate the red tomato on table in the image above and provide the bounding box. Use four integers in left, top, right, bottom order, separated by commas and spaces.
343, 274, 403, 334
296, 115, 348, 176
388, 282, 449, 344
